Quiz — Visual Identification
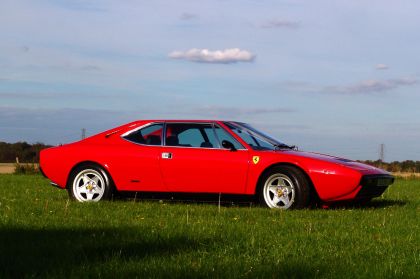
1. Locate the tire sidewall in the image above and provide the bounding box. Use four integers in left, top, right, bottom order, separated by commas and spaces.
258, 166, 310, 209
67, 164, 112, 202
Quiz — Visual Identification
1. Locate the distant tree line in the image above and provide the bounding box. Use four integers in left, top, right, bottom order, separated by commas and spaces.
0, 142, 51, 163
361, 160, 420, 173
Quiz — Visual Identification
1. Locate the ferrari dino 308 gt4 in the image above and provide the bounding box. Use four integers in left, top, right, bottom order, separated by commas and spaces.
40, 120, 394, 209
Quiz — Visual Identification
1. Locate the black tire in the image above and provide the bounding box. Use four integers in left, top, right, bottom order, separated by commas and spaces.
258, 165, 311, 209
67, 164, 113, 202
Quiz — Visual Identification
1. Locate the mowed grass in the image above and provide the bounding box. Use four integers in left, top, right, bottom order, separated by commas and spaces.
0, 175, 419, 278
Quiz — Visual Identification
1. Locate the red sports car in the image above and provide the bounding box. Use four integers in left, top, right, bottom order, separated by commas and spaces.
40, 120, 394, 209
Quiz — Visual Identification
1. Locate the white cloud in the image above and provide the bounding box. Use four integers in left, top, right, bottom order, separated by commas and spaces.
261, 20, 300, 29
325, 77, 418, 94
80, 65, 101, 71
168, 48, 255, 64
283, 77, 418, 94
20, 46, 30, 53
375, 64, 389, 70
179, 12, 198, 20
191, 106, 294, 117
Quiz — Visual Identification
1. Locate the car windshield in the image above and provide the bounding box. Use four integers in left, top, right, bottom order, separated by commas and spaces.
224, 122, 293, 151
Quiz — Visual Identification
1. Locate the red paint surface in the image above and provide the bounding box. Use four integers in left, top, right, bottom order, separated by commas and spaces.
40, 120, 391, 202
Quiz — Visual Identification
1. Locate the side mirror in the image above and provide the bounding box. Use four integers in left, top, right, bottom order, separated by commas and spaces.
221, 140, 236, 151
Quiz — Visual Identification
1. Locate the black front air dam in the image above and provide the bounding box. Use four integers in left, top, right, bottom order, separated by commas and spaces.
356, 174, 395, 199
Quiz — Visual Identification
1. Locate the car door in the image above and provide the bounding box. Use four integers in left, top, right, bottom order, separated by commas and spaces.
159, 122, 249, 194
114, 123, 165, 191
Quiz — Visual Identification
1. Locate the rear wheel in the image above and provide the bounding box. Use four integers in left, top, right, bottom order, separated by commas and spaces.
68, 165, 112, 202
259, 166, 310, 209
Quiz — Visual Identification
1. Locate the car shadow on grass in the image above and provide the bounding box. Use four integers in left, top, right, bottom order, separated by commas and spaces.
115, 192, 408, 210
0, 227, 325, 278
0, 227, 212, 278
115, 191, 258, 207
325, 199, 408, 210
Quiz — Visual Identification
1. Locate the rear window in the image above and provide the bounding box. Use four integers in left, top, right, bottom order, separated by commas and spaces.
123, 123, 163, 145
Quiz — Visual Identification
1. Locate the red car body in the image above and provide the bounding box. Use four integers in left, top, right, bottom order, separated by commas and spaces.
40, 120, 394, 204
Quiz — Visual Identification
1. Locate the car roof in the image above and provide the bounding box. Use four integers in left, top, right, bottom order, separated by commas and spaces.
101, 120, 234, 137
136, 120, 232, 123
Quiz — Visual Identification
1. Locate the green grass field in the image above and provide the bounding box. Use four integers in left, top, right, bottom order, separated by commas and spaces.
0, 175, 418, 278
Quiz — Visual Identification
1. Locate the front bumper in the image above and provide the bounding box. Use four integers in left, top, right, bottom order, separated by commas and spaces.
356, 174, 395, 199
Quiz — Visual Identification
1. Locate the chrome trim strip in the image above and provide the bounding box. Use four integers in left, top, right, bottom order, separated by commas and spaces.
160, 145, 248, 151
162, 122, 167, 146
50, 182, 61, 188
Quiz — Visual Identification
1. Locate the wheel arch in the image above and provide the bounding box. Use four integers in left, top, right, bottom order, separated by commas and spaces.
66, 160, 116, 191
255, 162, 320, 203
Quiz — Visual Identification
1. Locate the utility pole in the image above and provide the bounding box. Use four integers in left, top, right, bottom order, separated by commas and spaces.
81, 128, 86, 140
379, 143, 385, 162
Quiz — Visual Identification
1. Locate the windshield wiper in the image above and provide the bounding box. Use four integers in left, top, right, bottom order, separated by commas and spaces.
273, 143, 296, 150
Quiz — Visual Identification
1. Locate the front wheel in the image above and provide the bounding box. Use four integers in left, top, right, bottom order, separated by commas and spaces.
68, 165, 112, 202
259, 166, 311, 209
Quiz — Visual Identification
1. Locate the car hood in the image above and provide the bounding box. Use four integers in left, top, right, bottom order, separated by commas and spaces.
276, 150, 379, 171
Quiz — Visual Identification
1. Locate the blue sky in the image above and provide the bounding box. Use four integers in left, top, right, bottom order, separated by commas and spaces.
1, 0, 419, 161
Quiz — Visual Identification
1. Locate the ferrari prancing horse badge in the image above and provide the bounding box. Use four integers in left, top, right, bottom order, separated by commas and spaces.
252, 156, 260, 164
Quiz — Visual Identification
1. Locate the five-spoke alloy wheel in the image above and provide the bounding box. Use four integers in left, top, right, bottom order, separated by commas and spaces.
259, 166, 310, 209
68, 165, 112, 202
262, 173, 296, 209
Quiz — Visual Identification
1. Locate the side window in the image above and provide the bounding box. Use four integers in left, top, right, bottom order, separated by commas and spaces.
165, 123, 218, 148
214, 125, 244, 150
178, 128, 203, 147
203, 126, 219, 148
123, 123, 163, 145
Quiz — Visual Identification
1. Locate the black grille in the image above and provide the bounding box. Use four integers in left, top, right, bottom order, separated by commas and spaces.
356, 174, 394, 199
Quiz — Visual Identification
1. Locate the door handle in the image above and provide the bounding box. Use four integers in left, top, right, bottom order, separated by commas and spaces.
162, 152, 172, 159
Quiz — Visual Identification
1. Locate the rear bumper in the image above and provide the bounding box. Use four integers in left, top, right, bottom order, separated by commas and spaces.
39, 166, 63, 189
39, 166, 47, 178
356, 174, 394, 199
